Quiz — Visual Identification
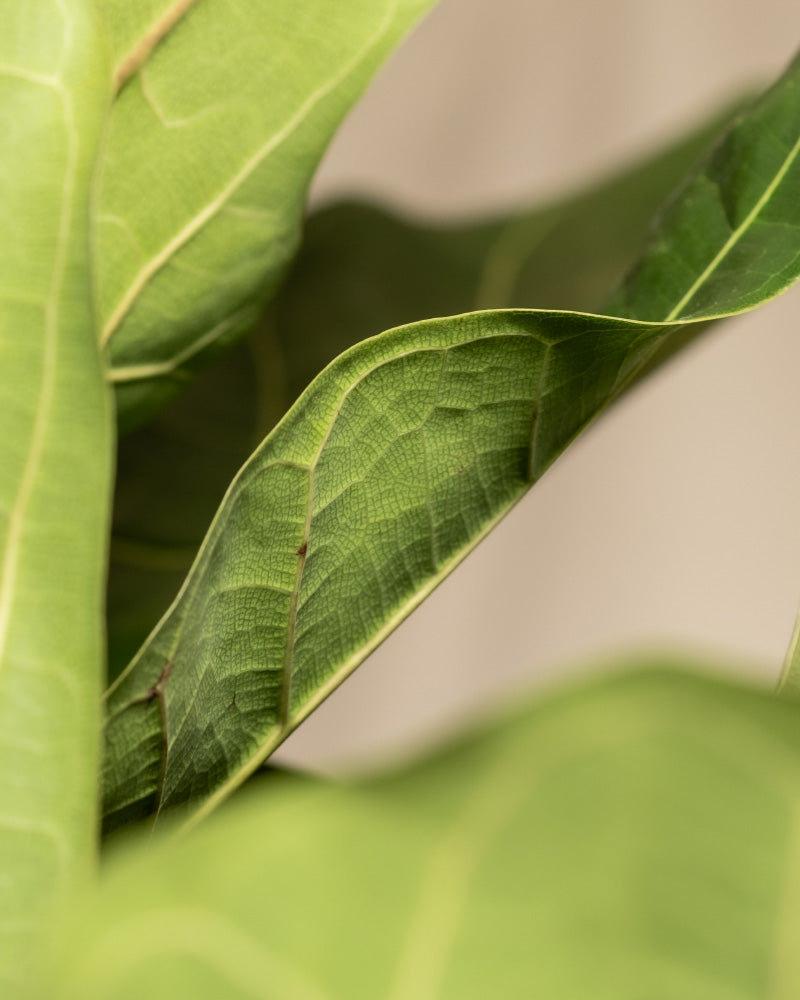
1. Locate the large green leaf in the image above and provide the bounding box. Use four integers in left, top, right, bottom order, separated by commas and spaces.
94, 0, 437, 429
0, 2, 111, 991
54, 666, 800, 998
105, 106, 737, 682
102, 47, 800, 828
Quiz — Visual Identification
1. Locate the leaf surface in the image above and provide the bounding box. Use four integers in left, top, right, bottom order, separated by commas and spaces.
94, 0, 437, 429
103, 48, 800, 828
105, 107, 736, 682
57, 666, 800, 998
0, 2, 111, 991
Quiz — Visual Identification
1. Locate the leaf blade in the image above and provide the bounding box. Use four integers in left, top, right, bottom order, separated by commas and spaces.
95, 0, 438, 428
103, 45, 800, 826
105, 104, 738, 681
58, 666, 800, 998
0, 2, 111, 990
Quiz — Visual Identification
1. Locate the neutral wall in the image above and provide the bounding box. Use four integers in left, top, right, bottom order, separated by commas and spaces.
276, 0, 800, 772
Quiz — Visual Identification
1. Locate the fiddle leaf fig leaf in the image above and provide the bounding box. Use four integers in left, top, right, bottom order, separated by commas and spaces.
103, 47, 800, 829
94, 0, 438, 429
57, 666, 800, 999
105, 104, 738, 683
0, 2, 112, 990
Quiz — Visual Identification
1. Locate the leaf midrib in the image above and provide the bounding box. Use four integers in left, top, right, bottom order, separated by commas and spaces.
664, 130, 800, 321
99, 0, 401, 349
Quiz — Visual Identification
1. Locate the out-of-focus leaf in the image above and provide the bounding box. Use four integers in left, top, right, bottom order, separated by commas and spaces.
105, 107, 737, 682
103, 50, 800, 828
273, 100, 743, 401
0, 3, 111, 991
94, 0, 438, 429
55, 666, 800, 999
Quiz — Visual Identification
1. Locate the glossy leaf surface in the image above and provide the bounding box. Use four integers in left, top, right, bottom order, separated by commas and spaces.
0, 2, 111, 991
103, 48, 800, 827
95, 0, 437, 428
58, 667, 800, 998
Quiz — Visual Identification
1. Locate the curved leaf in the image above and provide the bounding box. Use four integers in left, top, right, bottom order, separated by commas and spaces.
94, 0, 437, 429
57, 666, 800, 998
0, 2, 111, 990
103, 47, 800, 828
105, 107, 737, 681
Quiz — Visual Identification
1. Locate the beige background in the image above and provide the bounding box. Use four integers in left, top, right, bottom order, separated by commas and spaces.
277, 0, 800, 772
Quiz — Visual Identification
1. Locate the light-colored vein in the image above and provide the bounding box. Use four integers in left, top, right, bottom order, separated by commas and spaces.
106, 306, 254, 383
73, 906, 334, 1000
0, 65, 60, 89
100, 0, 400, 348
176, 332, 537, 830
113, 0, 201, 92
386, 708, 653, 1000
664, 130, 800, 321
0, 81, 77, 675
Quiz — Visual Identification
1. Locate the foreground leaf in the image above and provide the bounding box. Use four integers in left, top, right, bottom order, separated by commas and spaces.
95, 0, 437, 429
103, 48, 800, 827
0, 3, 111, 990
105, 106, 738, 682
57, 667, 800, 998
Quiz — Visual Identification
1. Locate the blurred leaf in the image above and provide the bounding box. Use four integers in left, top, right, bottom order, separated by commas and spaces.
94, 0, 437, 429
56, 665, 800, 998
272, 100, 743, 401
106, 106, 738, 682
0, 3, 111, 990
103, 50, 800, 828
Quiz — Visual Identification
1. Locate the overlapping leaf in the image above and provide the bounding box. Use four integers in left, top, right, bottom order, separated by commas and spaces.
94, 0, 437, 428
57, 666, 800, 998
0, 2, 111, 990
105, 107, 737, 680
103, 48, 800, 828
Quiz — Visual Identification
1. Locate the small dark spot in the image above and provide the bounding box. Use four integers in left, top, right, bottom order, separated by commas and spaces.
296, 540, 308, 557
145, 659, 173, 702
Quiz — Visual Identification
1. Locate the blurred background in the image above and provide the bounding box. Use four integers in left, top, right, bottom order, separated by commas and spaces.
275, 0, 800, 772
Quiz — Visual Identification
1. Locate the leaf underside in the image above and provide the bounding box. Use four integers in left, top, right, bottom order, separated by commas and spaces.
104, 105, 735, 682
95, 0, 437, 430
103, 48, 800, 830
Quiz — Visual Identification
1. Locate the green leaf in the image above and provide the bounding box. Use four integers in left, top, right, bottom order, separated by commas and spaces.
105, 106, 737, 683
608, 52, 800, 323
55, 666, 800, 998
272, 100, 743, 401
102, 48, 800, 829
94, 0, 438, 429
0, 2, 111, 990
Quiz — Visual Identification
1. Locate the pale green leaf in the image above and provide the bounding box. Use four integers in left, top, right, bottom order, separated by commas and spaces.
102, 48, 800, 829
105, 106, 736, 682
94, 0, 437, 429
55, 666, 800, 998
0, 1, 111, 991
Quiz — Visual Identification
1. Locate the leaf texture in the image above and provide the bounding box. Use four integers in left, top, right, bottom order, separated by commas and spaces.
55, 667, 800, 998
0, 2, 111, 991
105, 106, 736, 682
94, 0, 437, 429
103, 47, 800, 828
